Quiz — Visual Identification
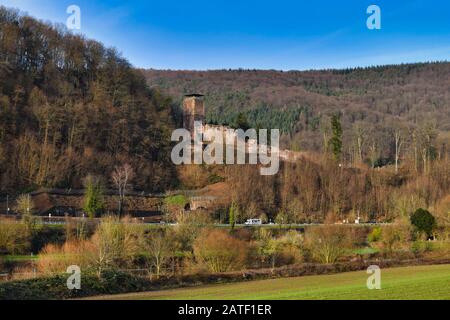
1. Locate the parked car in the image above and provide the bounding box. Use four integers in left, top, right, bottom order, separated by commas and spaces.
244, 218, 262, 225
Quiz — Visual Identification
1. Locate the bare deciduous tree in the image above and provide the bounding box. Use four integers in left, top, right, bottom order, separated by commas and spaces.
394, 129, 404, 173
146, 231, 172, 278
305, 225, 352, 264
353, 124, 366, 164
111, 164, 134, 217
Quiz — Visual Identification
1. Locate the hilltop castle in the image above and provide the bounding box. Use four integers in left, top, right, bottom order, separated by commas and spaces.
181, 94, 305, 163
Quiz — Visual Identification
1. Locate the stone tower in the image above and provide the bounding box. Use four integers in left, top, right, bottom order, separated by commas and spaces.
183, 94, 205, 133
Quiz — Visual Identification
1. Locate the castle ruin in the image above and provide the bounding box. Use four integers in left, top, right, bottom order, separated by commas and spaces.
181, 94, 307, 163
183, 94, 205, 134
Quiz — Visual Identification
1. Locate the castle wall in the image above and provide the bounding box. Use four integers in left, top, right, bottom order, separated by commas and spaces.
183, 96, 307, 163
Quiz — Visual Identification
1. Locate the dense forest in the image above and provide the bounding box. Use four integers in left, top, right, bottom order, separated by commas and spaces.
144, 64, 450, 162
144, 65, 450, 223
0, 7, 177, 194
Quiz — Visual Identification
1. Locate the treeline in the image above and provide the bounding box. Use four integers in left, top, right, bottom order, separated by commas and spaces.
224, 157, 450, 224
0, 7, 177, 193
1, 211, 449, 292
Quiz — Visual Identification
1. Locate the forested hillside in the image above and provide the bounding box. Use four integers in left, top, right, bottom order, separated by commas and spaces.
0, 7, 177, 193
1, 5, 449, 224
144, 64, 450, 160
144, 65, 450, 222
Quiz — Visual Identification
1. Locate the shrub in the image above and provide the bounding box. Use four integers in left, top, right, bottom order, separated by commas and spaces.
0, 219, 31, 255
37, 240, 96, 274
255, 228, 279, 268
368, 227, 382, 243
37, 216, 144, 276
377, 220, 412, 254
346, 226, 370, 247
193, 229, 249, 273
305, 225, 353, 264
89, 216, 144, 276
172, 211, 212, 252
274, 230, 304, 266
410, 208, 436, 239
411, 240, 434, 256
256, 229, 304, 268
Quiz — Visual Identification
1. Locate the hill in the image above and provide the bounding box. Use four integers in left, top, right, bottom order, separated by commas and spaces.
144, 64, 450, 157
0, 7, 177, 193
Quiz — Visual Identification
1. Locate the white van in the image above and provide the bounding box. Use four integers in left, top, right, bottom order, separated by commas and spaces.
244, 218, 262, 225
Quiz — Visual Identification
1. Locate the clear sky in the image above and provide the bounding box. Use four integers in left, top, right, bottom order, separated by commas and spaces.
1, 0, 450, 70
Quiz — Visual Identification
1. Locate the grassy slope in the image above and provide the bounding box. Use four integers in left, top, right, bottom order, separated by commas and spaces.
94, 264, 450, 300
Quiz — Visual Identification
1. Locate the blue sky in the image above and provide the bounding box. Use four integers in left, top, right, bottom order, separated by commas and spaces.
1, 0, 450, 70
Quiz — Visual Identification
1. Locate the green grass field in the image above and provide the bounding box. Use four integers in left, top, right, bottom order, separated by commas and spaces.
94, 264, 450, 300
